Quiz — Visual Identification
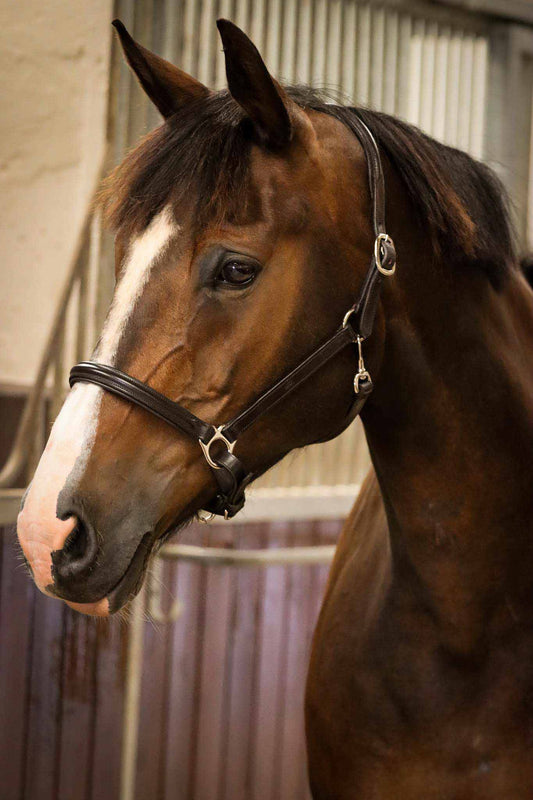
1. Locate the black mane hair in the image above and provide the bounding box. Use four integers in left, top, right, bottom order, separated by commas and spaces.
101, 85, 516, 286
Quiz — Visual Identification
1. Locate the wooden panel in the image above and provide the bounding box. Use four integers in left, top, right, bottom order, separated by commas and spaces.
249, 522, 292, 800
57, 612, 99, 800
134, 583, 171, 798
0, 529, 35, 800
219, 524, 266, 800
162, 538, 206, 800
279, 523, 319, 799
0, 527, 130, 800
90, 619, 127, 800
23, 595, 65, 800
191, 556, 234, 798
0, 519, 341, 800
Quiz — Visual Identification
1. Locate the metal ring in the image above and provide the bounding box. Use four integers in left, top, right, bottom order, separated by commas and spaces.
354, 370, 372, 394
342, 308, 355, 328
374, 233, 396, 276
196, 510, 216, 523
199, 426, 236, 470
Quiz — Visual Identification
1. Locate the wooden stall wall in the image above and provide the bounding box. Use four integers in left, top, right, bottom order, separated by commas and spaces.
0, 519, 340, 800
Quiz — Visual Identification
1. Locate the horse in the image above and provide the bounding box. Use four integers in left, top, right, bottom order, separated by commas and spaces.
16, 18, 533, 799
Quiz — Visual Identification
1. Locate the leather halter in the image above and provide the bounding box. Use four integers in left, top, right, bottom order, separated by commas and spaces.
69, 113, 396, 520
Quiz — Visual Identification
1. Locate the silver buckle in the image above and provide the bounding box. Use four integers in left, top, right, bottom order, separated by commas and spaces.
199, 426, 236, 470
374, 233, 396, 276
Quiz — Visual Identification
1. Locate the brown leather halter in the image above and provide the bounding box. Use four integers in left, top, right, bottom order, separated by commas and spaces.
69, 112, 396, 520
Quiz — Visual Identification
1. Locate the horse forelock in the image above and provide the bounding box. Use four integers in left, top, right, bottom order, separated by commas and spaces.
99, 90, 255, 237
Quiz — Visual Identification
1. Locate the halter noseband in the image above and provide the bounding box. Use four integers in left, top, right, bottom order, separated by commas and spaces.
69, 113, 396, 520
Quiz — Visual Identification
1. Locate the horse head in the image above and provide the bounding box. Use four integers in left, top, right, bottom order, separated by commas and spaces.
17, 20, 382, 615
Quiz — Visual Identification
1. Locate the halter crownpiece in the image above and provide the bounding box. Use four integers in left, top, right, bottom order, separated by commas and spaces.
69, 112, 396, 520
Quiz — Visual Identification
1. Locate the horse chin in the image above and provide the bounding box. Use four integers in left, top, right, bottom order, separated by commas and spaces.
58, 513, 194, 617
65, 597, 111, 617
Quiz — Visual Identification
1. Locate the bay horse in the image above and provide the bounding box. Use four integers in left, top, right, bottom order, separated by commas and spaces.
17, 19, 533, 799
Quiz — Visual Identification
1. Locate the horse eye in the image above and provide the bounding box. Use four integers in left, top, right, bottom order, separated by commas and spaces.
217, 260, 258, 287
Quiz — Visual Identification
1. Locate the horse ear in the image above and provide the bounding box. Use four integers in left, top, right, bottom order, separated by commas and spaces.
216, 19, 293, 149
112, 19, 210, 119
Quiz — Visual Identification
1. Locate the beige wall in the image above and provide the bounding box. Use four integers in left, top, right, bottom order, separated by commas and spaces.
0, 0, 113, 387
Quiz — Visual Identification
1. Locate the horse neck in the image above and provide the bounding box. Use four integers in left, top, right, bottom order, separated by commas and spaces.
361, 228, 533, 646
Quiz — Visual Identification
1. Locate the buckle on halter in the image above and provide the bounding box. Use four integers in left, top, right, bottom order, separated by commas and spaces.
374, 233, 396, 276
199, 426, 236, 470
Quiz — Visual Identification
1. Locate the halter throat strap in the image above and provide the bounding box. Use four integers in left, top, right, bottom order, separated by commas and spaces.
69, 111, 396, 519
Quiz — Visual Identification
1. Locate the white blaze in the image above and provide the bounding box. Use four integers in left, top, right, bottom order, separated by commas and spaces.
18, 206, 177, 590
96, 205, 177, 364
57, 204, 177, 465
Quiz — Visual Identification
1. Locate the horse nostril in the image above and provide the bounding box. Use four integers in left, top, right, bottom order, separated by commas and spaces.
51, 514, 99, 581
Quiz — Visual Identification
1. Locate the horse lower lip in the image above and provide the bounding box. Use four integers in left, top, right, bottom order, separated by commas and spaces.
106, 530, 154, 612
64, 531, 153, 615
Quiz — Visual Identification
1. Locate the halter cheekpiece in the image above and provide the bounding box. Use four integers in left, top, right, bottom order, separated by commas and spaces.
69, 113, 396, 520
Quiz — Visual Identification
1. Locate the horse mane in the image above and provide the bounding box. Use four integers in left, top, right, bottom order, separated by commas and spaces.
100, 85, 517, 287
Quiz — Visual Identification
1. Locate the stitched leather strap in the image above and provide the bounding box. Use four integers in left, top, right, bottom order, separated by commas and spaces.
348, 114, 386, 236
69, 362, 216, 443
221, 323, 357, 442
340, 113, 396, 337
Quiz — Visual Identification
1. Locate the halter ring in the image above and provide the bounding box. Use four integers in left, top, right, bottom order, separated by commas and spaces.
374, 233, 396, 276
354, 370, 372, 393
196, 510, 216, 523
342, 307, 355, 329
199, 426, 236, 470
